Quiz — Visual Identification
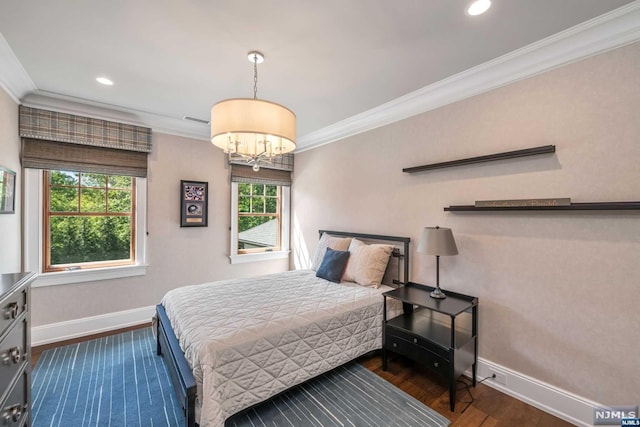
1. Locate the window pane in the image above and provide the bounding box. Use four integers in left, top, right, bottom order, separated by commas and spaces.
237, 215, 278, 250
50, 171, 78, 186
49, 216, 131, 265
108, 190, 132, 213
108, 175, 132, 189
251, 197, 265, 213
81, 188, 107, 212
265, 185, 277, 197
252, 184, 264, 196
238, 196, 251, 213
238, 183, 251, 196
50, 187, 78, 212
81, 173, 107, 188
265, 197, 277, 214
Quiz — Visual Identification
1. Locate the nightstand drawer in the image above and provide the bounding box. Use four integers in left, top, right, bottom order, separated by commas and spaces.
384, 334, 449, 378
385, 325, 449, 359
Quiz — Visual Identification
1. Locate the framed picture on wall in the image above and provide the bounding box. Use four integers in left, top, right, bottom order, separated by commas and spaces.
180, 180, 208, 227
0, 166, 16, 214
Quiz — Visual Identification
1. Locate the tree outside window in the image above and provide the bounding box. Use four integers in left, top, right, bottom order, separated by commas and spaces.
44, 170, 136, 271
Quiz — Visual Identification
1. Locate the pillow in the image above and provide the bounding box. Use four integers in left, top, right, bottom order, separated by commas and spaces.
343, 238, 394, 288
315, 248, 350, 283
310, 233, 352, 271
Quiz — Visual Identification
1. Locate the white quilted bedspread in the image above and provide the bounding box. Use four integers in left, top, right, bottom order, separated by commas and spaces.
161, 269, 401, 427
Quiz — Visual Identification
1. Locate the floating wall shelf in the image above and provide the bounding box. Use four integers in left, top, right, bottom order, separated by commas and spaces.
444, 202, 640, 212
403, 145, 556, 173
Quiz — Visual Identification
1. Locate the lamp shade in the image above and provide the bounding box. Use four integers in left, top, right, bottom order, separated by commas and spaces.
211, 98, 296, 156
417, 227, 458, 256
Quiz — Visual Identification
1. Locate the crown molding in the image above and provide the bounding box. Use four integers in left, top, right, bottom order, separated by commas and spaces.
296, 1, 640, 152
0, 32, 37, 103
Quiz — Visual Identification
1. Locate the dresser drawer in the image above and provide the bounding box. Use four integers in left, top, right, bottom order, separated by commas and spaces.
0, 369, 28, 427
384, 333, 449, 378
0, 290, 27, 340
0, 321, 28, 401
385, 325, 450, 360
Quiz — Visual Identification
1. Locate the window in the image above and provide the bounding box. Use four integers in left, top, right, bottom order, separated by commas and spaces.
237, 183, 281, 253
230, 182, 290, 263
43, 170, 136, 272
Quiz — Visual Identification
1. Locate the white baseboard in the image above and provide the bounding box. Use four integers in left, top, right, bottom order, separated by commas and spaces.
31, 305, 156, 346
474, 358, 600, 427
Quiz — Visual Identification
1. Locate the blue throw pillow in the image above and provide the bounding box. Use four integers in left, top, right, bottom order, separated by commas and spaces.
316, 248, 350, 283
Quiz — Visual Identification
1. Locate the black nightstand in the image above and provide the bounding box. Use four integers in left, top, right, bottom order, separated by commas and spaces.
382, 282, 478, 411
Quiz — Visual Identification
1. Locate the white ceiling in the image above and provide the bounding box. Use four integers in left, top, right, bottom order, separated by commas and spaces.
0, 0, 636, 150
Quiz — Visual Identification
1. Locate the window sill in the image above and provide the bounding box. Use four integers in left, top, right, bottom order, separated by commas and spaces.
229, 251, 290, 265
32, 264, 148, 288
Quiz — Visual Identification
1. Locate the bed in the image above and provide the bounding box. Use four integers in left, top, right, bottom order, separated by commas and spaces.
156, 230, 410, 427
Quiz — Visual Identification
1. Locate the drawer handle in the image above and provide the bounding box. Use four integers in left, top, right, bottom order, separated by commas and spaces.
434, 362, 439, 368
4, 303, 18, 320
392, 342, 397, 348
2, 404, 22, 423
2, 347, 22, 365
413, 338, 418, 344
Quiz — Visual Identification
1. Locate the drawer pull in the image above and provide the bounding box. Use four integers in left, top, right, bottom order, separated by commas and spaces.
413, 338, 418, 344
1, 347, 22, 365
4, 303, 18, 320
434, 362, 439, 368
392, 342, 397, 348
2, 404, 22, 423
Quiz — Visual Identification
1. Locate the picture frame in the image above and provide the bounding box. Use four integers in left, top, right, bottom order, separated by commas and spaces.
0, 166, 16, 214
180, 180, 208, 227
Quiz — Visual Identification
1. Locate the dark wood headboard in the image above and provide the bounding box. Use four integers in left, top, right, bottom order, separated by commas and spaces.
318, 230, 410, 286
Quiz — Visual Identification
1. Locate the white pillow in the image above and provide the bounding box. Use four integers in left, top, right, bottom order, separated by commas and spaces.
343, 238, 393, 288
310, 233, 352, 271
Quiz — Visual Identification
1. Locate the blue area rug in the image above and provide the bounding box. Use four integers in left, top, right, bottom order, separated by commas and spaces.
32, 328, 182, 427
33, 327, 450, 427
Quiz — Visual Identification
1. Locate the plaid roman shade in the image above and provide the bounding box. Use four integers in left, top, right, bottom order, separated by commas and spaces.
19, 106, 152, 177
230, 153, 294, 186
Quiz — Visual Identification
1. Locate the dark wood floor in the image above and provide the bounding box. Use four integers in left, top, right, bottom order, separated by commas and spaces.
357, 353, 574, 427
32, 325, 575, 427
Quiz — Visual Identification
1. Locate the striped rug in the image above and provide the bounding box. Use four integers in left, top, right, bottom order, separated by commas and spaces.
33, 328, 450, 427
32, 328, 182, 427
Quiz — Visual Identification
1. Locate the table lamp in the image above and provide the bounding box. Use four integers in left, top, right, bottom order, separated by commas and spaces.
417, 226, 458, 299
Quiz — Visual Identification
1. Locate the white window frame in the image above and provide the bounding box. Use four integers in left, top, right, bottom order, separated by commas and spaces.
229, 182, 290, 264
24, 169, 148, 287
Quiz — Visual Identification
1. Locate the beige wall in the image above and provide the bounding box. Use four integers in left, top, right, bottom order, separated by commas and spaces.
31, 132, 288, 326
292, 43, 640, 405
0, 87, 21, 274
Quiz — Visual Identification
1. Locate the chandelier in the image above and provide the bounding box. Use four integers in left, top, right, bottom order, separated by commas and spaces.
211, 51, 296, 171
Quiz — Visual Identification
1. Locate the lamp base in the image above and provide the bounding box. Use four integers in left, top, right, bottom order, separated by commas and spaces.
430, 287, 446, 299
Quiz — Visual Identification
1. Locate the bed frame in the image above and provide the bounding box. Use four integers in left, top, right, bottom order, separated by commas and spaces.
156, 230, 410, 427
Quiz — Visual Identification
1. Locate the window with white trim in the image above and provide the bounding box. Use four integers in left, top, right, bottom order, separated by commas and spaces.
227, 156, 293, 264
23, 169, 148, 287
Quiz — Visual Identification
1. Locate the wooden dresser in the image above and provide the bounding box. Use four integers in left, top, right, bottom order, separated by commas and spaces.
0, 272, 35, 427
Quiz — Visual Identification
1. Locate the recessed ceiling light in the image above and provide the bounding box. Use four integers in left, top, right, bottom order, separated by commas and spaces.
466, 0, 491, 16
96, 77, 114, 86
